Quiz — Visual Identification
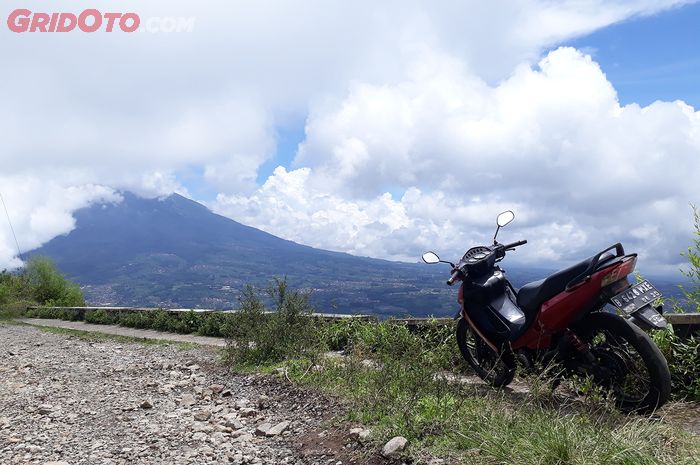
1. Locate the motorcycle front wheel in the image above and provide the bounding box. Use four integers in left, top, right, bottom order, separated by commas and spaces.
574, 312, 671, 413
456, 318, 515, 387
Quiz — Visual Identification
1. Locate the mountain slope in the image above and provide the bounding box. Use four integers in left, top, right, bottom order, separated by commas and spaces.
30, 193, 454, 316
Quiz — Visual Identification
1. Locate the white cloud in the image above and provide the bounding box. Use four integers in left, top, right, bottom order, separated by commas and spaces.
216, 47, 700, 271
1, 0, 698, 270
0, 180, 121, 269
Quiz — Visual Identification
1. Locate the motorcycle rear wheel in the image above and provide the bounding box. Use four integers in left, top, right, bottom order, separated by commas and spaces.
456, 318, 516, 387
574, 312, 671, 413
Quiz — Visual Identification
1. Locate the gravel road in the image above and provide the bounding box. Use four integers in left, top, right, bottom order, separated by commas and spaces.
0, 324, 382, 465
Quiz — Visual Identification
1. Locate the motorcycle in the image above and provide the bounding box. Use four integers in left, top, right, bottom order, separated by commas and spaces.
422, 211, 671, 413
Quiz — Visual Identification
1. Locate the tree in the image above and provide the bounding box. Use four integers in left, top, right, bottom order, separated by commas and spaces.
24, 256, 85, 306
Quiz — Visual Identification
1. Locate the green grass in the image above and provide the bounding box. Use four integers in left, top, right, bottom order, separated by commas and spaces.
19, 321, 201, 349
218, 291, 699, 465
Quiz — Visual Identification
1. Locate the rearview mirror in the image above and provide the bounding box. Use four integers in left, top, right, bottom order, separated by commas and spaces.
497, 210, 515, 227
422, 251, 440, 264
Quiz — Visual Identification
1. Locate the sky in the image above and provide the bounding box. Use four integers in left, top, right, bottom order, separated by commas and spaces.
1, 0, 699, 275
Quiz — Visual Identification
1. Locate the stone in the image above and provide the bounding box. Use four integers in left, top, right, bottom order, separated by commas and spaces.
209, 384, 225, 393
381, 436, 408, 458
256, 395, 271, 410
348, 428, 368, 441
193, 410, 212, 422
43, 462, 71, 465
224, 418, 244, 430
238, 408, 256, 417
255, 423, 272, 436
265, 421, 290, 437
37, 404, 54, 415
192, 432, 208, 441
140, 400, 153, 409
180, 394, 196, 407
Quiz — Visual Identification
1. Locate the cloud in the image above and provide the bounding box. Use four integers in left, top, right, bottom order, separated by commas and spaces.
216, 47, 700, 272
1, 0, 697, 269
0, 180, 121, 269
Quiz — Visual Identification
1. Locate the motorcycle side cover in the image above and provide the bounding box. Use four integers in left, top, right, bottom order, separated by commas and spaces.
463, 270, 526, 344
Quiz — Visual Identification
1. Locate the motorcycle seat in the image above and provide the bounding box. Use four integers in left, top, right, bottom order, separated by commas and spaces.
517, 251, 617, 315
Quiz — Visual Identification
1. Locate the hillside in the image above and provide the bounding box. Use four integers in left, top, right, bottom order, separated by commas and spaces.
29, 193, 456, 316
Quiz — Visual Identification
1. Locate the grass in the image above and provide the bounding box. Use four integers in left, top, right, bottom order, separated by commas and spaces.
14, 320, 201, 349
282, 344, 699, 465
219, 282, 700, 465
23, 306, 233, 337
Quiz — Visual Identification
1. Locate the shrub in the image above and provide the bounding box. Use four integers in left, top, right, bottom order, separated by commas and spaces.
24, 257, 85, 306
652, 327, 700, 400
224, 279, 321, 367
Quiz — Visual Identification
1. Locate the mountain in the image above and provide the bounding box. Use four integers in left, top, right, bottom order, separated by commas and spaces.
30, 193, 455, 317
29, 192, 687, 317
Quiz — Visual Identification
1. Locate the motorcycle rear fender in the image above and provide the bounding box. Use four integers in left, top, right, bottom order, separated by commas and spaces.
628, 305, 668, 330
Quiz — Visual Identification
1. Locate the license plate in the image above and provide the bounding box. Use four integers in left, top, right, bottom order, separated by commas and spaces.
611, 280, 662, 315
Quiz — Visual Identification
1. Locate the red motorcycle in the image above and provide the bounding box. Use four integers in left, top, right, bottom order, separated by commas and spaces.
422, 211, 671, 412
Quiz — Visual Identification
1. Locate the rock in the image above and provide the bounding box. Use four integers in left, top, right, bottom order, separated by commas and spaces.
209, 384, 225, 393
238, 407, 256, 417
210, 432, 227, 445
234, 399, 249, 409
232, 433, 253, 443
192, 423, 214, 433
256, 395, 270, 410
186, 364, 200, 371
361, 359, 381, 370
348, 427, 370, 441
140, 400, 153, 409
255, 423, 272, 436
192, 432, 208, 441
224, 417, 244, 430
43, 461, 71, 465
381, 436, 408, 458
37, 404, 54, 415
265, 421, 290, 437
221, 389, 232, 397
180, 394, 196, 407
193, 410, 212, 422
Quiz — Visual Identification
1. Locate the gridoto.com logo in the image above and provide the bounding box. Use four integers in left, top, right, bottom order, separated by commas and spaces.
7, 9, 195, 33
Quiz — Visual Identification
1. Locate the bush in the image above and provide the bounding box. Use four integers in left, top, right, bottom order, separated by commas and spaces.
224, 279, 321, 367
652, 328, 700, 400
24, 257, 85, 306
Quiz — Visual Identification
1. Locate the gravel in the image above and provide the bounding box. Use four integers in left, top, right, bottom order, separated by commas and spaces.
0, 324, 339, 465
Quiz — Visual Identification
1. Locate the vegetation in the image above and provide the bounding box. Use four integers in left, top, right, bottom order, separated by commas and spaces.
647, 204, 700, 401
219, 285, 698, 465
24, 306, 231, 337
652, 328, 700, 400
1, 256, 84, 319
678, 204, 700, 312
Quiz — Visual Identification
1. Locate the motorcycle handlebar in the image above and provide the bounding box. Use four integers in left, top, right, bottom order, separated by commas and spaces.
503, 239, 527, 249
446, 269, 461, 286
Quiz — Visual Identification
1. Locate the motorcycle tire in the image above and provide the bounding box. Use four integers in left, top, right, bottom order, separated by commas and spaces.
456, 317, 516, 387
574, 312, 671, 413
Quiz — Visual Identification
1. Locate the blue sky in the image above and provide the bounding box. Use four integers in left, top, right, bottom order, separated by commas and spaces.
568, 2, 700, 108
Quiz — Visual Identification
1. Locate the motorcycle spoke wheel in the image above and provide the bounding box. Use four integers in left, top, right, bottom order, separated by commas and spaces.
586, 329, 650, 403
575, 312, 671, 413
456, 318, 515, 387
